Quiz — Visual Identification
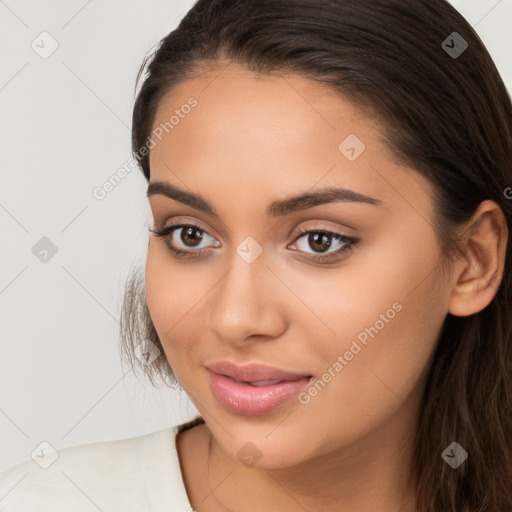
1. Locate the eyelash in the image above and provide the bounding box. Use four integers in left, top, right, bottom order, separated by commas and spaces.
148, 223, 360, 263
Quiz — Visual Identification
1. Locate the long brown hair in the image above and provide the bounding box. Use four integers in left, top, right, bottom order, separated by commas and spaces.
120, 1, 512, 510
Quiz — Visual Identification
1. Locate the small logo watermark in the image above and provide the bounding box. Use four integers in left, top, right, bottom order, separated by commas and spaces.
236, 442, 263, 467
31, 441, 59, 469
338, 134, 366, 161
236, 236, 263, 264
32, 237, 58, 263
134, 339, 161, 366
31, 31, 59, 59
442, 32, 468, 59
441, 441, 468, 468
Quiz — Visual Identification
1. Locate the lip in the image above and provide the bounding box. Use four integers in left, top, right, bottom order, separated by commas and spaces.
206, 361, 312, 383
206, 362, 313, 416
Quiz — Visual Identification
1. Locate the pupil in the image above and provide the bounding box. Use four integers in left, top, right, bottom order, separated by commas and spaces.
309, 233, 331, 253
182, 227, 203, 247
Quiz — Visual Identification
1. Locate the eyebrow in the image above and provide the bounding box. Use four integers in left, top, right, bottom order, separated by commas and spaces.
146, 181, 383, 218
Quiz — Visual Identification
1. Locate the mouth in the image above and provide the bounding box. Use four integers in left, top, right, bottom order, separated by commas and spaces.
229, 378, 292, 386
206, 361, 313, 383
221, 374, 312, 386
206, 362, 313, 416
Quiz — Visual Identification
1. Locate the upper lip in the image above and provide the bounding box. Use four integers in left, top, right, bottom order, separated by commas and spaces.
206, 361, 312, 383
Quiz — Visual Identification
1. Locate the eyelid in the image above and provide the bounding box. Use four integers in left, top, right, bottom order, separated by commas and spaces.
288, 220, 357, 240
172, 208, 232, 237
156, 215, 221, 239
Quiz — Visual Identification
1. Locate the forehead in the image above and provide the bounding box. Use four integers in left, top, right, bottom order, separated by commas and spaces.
148, 65, 433, 218
151, 64, 372, 152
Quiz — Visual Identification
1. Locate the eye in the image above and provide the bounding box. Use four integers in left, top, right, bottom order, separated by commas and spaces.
289, 227, 359, 262
149, 222, 359, 263
149, 223, 220, 258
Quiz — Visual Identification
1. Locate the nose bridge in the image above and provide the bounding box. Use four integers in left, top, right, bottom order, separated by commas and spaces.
209, 243, 285, 343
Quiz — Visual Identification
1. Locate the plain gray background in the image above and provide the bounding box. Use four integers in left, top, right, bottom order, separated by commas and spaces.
1, 0, 511, 473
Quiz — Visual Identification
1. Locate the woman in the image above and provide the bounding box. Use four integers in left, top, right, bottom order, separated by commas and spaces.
1, 0, 511, 511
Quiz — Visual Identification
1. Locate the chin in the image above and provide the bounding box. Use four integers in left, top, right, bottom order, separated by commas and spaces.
212, 424, 314, 470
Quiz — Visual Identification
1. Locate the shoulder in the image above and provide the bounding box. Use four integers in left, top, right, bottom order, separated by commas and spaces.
0, 425, 184, 512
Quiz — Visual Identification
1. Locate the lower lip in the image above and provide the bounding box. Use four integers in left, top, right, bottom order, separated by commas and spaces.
208, 370, 312, 416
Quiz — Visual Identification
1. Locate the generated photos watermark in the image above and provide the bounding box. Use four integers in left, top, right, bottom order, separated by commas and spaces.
298, 301, 403, 405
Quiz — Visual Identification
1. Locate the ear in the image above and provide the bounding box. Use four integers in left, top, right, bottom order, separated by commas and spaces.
448, 199, 508, 317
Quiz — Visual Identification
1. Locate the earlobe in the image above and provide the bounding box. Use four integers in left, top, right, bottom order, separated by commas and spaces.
447, 200, 508, 317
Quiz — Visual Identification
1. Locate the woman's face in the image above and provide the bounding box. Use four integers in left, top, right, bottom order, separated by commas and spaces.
145, 64, 452, 468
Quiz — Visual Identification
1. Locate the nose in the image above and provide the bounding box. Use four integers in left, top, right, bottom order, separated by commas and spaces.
208, 248, 287, 345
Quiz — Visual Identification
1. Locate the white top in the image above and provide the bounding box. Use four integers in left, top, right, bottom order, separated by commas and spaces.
0, 420, 199, 511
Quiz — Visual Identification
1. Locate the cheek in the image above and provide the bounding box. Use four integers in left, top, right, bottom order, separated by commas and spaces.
144, 246, 200, 351
295, 225, 447, 432
298, 293, 443, 452
280, 230, 443, 356
144, 243, 217, 379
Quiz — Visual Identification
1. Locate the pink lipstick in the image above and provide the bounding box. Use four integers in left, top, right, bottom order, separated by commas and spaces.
206, 362, 313, 415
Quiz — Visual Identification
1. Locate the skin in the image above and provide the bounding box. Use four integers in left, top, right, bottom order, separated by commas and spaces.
145, 63, 508, 512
